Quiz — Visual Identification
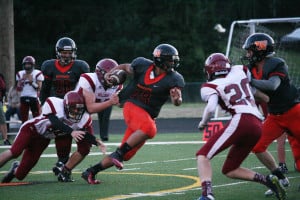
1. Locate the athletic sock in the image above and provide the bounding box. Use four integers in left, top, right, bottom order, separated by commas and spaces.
89, 163, 104, 174
119, 142, 132, 155
253, 173, 267, 185
201, 180, 213, 196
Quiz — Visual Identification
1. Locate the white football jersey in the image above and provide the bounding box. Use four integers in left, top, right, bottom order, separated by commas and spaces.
17, 97, 91, 139
75, 73, 122, 102
16, 69, 44, 97
201, 65, 263, 119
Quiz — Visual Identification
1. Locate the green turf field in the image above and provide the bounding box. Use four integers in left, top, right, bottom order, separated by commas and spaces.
0, 133, 299, 200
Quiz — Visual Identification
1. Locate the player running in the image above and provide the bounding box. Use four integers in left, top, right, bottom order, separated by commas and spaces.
81, 43, 185, 184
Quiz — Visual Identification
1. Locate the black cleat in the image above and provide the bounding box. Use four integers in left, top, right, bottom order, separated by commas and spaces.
3, 139, 11, 145
265, 175, 286, 200
81, 170, 101, 184
52, 161, 64, 176
1, 161, 19, 183
57, 167, 74, 182
278, 163, 289, 174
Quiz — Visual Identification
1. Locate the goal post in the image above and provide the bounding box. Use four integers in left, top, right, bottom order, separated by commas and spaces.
214, 17, 300, 119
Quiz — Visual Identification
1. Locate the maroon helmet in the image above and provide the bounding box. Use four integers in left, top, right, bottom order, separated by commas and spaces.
63, 89, 85, 123
22, 56, 36, 72
95, 58, 118, 86
204, 53, 231, 81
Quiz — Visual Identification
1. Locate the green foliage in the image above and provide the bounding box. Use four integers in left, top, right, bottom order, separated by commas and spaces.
13, 0, 299, 82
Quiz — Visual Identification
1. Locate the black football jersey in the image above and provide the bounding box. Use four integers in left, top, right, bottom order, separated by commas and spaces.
40, 59, 90, 104
249, 57, 299, 114
119, 57, 185, 118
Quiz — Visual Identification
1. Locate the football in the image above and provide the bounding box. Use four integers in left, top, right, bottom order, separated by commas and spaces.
109, 69, 127, 85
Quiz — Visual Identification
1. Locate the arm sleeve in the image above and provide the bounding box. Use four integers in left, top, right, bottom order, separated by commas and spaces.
83, 133, 98, 146
251, 76, 281, 91
201, 94, 218, 124
47, 114, 73, 135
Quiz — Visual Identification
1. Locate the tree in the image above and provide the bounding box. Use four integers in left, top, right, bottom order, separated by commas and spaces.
0, 0, 15, 89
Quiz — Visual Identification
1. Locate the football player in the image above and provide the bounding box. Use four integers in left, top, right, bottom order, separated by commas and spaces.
39, 37, 90, 176
81, 43, 185, 184
0, 89, 105, 183
16, 56, 44, 123
243, 33, 300, 196
195, 53, 286, 200
75, 58, 123, 141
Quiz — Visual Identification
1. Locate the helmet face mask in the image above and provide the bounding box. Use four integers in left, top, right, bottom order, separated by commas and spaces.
242, 33, 275, 65
63, 91, 85, 123
95, 58, 118, 87
22, 56, 35, 73
153, 44, 180, 72
204, 53, 231, 81
56, 37, 77, 66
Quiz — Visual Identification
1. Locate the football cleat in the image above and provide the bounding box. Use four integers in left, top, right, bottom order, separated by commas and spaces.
3, 139, 11, 145
109, 151, 124, 170
278, 163, 289, 174
81, 170, 101, 184
197, 194, 215, 200
52, 161, 64, 176
1, 161, 19, 183
265, 175, 286, 200
57, 168, 74, 182
265, 177, 290, 197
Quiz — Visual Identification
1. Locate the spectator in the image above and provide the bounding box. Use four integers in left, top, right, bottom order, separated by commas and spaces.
0, 73, 10, 145
5, 81, 21, 132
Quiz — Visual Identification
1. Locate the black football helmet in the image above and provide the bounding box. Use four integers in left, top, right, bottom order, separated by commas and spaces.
95, 58, 119, 86
22, 56, 36, 73
153, 44, 180, 72
204, 53, 231, 81
63, 89, 85, 123
55, 37, 77, 66
242, 33, 275, 65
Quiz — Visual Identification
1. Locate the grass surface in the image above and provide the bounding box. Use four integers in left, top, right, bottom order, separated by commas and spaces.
0, 133, 299, 200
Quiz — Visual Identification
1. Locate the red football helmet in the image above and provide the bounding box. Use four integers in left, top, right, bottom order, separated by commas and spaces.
22, 56, 35, 72
204, 53, 231, 81
63, 89, 85, 123
95, 58, 118, 86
